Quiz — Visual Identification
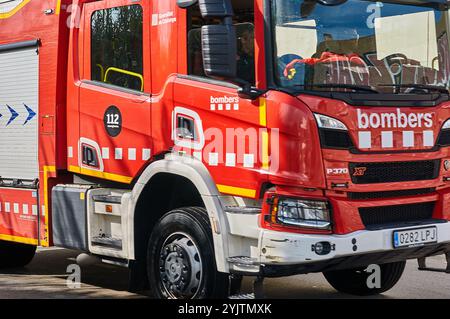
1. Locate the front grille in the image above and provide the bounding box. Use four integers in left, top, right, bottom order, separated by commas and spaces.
359, 202, 435, 227
350, 160, 440, 184
348, 188, 436, 200
319, 129, 353, 149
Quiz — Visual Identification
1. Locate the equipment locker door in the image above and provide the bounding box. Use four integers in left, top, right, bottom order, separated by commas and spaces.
0, 41, 39, 183
75, 0, 152, 184
0, 40, 40, 244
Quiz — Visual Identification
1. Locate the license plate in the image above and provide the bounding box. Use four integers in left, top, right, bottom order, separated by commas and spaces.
393, 227, 437, 248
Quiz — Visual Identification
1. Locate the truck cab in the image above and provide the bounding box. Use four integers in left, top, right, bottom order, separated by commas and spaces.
0, 0, 449, 299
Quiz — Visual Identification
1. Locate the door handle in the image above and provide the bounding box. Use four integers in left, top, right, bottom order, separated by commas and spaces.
131, 96, 149, 104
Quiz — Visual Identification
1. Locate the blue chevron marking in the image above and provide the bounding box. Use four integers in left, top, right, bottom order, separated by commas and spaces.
23, 104, 36, 125
6, 105, 18, 126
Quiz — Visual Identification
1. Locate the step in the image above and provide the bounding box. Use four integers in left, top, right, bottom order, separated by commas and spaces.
91, 236, 123, 250
92, 194, 122, 204
229, 293, 255, 299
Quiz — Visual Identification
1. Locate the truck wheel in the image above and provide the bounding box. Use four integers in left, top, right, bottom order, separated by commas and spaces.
0, 240, 37, 268
323, 261, 406, 296
147, 207, 229, 299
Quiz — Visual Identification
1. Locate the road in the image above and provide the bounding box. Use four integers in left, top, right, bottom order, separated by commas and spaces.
0, 247, 448, 299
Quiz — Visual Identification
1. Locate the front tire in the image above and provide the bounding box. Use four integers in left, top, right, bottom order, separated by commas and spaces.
0, 240, 36, 268
147, 207, 229, 299
323, 261, 406, 296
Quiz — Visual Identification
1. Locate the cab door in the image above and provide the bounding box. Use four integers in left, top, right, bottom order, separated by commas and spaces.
76, 0, 152, 184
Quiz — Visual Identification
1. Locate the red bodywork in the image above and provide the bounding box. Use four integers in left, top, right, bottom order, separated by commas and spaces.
0, 0, 449, 247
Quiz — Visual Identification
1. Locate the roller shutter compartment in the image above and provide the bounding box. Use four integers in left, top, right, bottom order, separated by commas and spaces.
0, 42, 39, 181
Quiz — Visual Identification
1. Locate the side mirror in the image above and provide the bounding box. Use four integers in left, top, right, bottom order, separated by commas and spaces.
198, 0, 233, 18
201, 24, 237, 79
199, 0, 265, 100
177, 0, 198, 8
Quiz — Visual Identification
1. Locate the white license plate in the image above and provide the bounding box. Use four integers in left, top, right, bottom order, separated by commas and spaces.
393, 227, 437, 248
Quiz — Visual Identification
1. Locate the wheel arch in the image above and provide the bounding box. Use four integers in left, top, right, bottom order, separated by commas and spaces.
127, 154, 230, 274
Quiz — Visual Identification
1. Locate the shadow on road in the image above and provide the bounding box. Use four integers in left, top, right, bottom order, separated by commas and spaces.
1, 248, 447, 299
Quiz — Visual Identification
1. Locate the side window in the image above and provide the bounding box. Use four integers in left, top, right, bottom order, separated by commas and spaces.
91, 5, 143, 91
187, 0, 255, 85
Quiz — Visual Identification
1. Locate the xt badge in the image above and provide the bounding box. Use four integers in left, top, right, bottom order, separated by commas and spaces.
353, 167, 367, 176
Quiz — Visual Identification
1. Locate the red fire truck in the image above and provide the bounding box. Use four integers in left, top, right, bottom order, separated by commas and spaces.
0, 0, 449, 299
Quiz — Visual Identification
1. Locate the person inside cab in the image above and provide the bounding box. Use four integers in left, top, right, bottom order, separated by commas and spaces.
236, 24, 255, 85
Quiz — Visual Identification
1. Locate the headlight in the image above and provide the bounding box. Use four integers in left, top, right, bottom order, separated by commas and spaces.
314, 114, 353, 149
314, 113, 348, 131
438, 119, 450, 147
269, 197, 332, 230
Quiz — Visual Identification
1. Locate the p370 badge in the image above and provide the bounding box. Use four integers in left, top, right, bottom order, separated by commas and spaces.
326, 168, 349, 175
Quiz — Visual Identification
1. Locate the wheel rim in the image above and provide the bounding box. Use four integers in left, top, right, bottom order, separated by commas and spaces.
158, 232, 203, 299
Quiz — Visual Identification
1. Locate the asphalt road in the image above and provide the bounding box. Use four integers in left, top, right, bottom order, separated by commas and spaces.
0, 247, 448, 299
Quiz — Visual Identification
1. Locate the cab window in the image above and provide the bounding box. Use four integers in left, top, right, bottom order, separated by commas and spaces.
91, 5, 144, 91
187, 0, 255, 85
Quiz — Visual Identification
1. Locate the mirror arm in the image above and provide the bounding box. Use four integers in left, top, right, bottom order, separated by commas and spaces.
231, 78, 265, 100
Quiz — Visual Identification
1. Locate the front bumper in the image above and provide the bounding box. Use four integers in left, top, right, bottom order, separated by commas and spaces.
255, 221, 450, 277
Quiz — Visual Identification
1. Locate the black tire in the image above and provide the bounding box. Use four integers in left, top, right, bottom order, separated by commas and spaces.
323, 261, 406, 296
147, 207, 229, 299
0, 240, 36, 268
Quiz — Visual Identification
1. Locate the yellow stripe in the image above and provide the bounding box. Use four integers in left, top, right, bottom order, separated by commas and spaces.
261, 130, 270, 170
55, 0, 61, 15
259, 97, 269, 170
217, 184, 256, 198
259, 97, 267, 126
0, 234, 38, 246
41, 166, 56, 247
0, 0, 32, 19
69, 166, 133, 184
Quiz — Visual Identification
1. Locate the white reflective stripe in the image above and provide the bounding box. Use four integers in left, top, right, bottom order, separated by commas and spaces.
13, 203, 19, 214
4, 202, 10, 213
381, 131, 393, 148
102, 147, 110, 160
68, 147, 73, 158
218, 104, 223, 111
209, 153, 219, 166
0, 202, 2, 212
226, 153, 236, 167
142, 148, 151, 161
358, 131, 372, 149
403, 131, 415, 147
151, 14, 159, 26
115, 148, 123, 160
226, 104, 231, 110
128, 148, 136, 161
42, 205, 45, 216
243, 154, 255, 168
210, 104, 216, 111
423, 131, 434, 147
234, 104, 239, 110
22, 204, 28, 215
32, 205, 38, 216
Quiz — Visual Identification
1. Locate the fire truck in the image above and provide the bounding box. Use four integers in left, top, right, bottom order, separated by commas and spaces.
0, 0, 450, 299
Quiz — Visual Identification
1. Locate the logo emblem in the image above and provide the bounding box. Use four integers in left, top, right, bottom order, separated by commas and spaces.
353, 167, 367, 176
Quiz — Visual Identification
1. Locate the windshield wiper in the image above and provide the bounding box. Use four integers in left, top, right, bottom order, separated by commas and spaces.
294, 84, 380, 94
379, 84, 449, 94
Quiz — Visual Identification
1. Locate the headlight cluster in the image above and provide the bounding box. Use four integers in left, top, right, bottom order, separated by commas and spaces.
438, 119, 450, 146
267, 197, 332, 231
314, 113, 354, 150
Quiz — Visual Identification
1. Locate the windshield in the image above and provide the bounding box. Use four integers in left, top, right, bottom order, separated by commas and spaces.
272, 0, 450, 94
